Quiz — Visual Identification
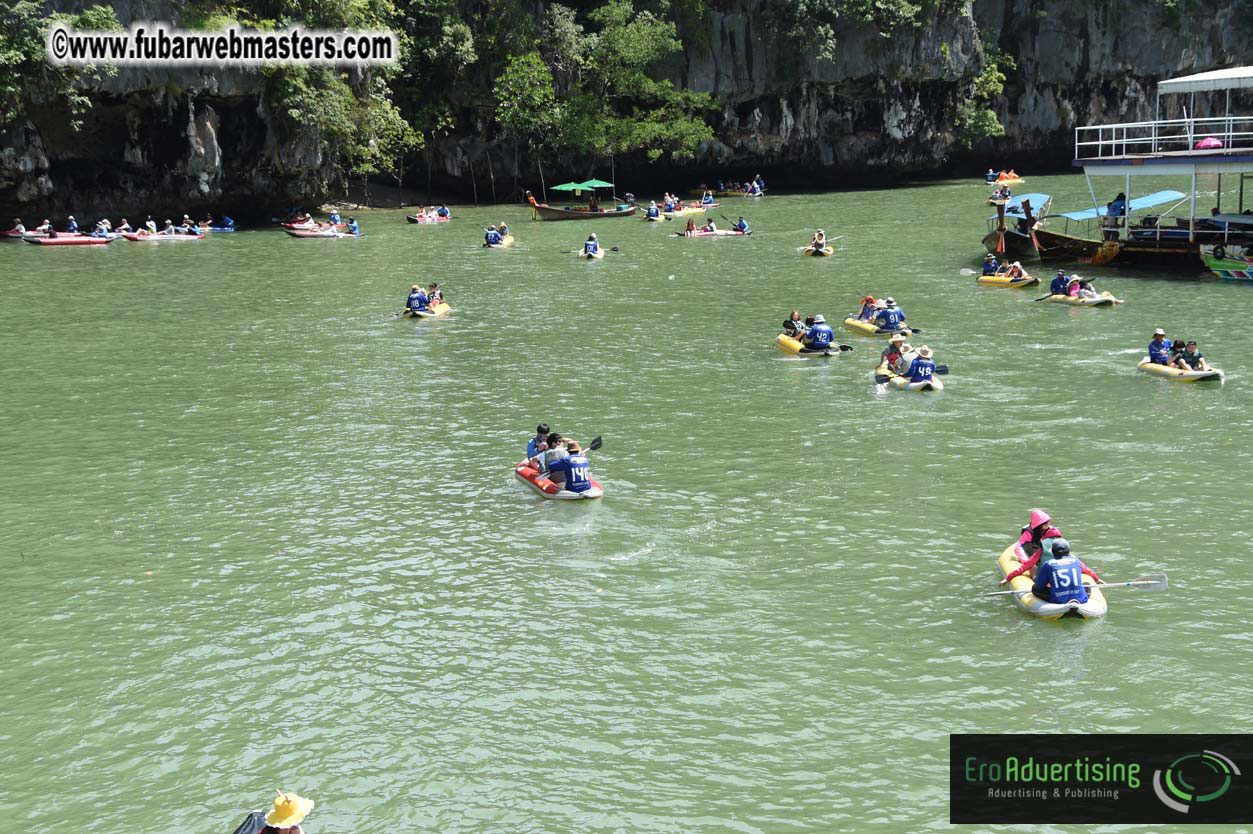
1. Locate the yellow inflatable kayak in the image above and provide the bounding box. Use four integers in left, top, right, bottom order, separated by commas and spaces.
802, 245, 834, 257
977, 272, 1039, 289
1137, 356, 1223, 382
873, 362, 943, 392
484, 234, 515, 248
1048, 292, 1119, 306
643, 214, 670, 222
405, 300, 451, 319
662, 206, 706, 217
996, 544, 1107, 619
775, 333, 842, 357
843, 317, 913, 338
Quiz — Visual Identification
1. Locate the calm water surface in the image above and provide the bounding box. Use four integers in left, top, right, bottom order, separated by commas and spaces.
3, 176, 1252, 833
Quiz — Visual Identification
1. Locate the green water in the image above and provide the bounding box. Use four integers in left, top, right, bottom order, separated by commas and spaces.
3, 177, 1252, 833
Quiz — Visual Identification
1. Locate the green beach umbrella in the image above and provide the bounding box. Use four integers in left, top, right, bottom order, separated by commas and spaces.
580, 179, 614, 188
550, 182, 584, 191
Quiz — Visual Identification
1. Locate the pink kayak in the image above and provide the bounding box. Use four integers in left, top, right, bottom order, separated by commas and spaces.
283, 228, 360, 238
122, 232, 204, 241
3, 230, 50, 239
25, 235, 113, 245
672, 229, 751, 238
405, 214, 450, 223
282, 221, 344, 230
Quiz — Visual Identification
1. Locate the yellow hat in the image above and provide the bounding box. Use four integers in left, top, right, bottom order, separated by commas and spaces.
266, 790, 315, 827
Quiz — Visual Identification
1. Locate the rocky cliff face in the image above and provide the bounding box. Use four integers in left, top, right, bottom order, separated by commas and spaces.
1, 0, 1247, 216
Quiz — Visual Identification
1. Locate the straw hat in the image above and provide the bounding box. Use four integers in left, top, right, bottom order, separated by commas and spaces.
266, 791, 315, 827
889, 332, 905, 343
918, 345, 933, 358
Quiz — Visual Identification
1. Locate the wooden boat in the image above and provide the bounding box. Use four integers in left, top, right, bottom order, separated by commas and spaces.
532, 203, 637, 221
981, 193, 1050, 260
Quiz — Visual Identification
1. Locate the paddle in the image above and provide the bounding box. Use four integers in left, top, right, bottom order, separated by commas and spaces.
563, 246, 620, 253
982, 572, 1168, 596
874, 325, 922, 335
585, 435, 603, 452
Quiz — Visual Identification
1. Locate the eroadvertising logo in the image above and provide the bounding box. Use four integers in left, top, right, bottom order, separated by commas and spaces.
950, 734, 1251, 824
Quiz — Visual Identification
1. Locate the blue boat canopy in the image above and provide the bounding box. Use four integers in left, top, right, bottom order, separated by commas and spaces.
986, 193, 1050, 221
1059, 190, 1186, 220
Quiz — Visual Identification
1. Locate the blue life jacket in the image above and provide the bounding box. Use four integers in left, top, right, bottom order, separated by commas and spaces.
702, 196, 714, 204
584, 240, 599, 254
876, 308, 905, 330
436, 207, 449, 217
407, 290, 429, 312
222, 216, 235, 227
806, 323, 834, 349
647, 206, 660, 218
485, 230, 503, 245
1148, 339, 1172, 364
733, 221, 748, 232
1050, 276, 1068, 295
906, 357, 935, 382
329, 213, 341, 224
67, 220, 78, 233
548, 453, 592, 492
1032, 555, 1089, 604
347, 221, 360, 235
982, 259, 998, 275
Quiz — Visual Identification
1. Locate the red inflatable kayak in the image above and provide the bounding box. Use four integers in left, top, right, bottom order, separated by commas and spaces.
405, 214, 450, 223
3, 230, 49, 239
283, 229, 360, 238
514, 460, 603, 500
25, 235, 113, 245
282, 221, 344, 230
672, 229, 751, 238
122, 232, 204, 241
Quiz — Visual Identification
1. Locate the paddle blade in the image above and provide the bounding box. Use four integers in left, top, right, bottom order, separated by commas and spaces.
587, 435, 603, 452
874, 374, 891, 384
934, 365, 949, 375
1102, 573, 1168, 592
838, 344, 855, 352
959, 268, 977, 276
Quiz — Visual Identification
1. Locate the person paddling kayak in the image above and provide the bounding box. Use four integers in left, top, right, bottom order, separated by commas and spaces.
484, 225, 503, 246
545, 437, 594, 494
583, 233, 600, 256
646, 201, 661, 220
810, 229, 827, 250
880, 331, 906, 367
1031, 539, 1098, 605
903, 345, 936, 384
801, 314, 834, 353
405, 284, 431, 315
1000, 510, 1103, 585
732, 216, 749, 233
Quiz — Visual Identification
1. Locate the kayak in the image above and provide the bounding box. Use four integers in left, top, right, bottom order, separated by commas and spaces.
200, 226, 236, 232
2, 230, 50, 239
802, 245, 833, 256
1137, 356, 1223, 382
1048, 292, 1119, 306
843, 317, 913, 338
405, 214, 451, 224
405, 300, 451, 319
123, 231, 205, 241
996, 544, 1107, 620
514, 460, 603, 500
993, 176, 1026, 186
24, 235, 113, 245
283, 221, 344, 230
688, 201, 719, 209
578, 249, 605, 260
977, 271, 1039, 288
662, 206, 706, 217
282, 229, 358, 239
673, 229, 751, 238
484, 234, 515, 248
643, 214, 670, 222
775, 333, 841, 357
874, 362, 944, 392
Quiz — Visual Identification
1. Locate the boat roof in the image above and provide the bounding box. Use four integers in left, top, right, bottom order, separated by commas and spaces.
1058, 190, 1186, 220
985, 193, 1049, 220
1158, 66, 1253, 95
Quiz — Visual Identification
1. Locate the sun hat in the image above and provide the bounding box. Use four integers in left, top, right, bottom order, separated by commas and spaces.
1029, 508, 1051, 528
411, 284, 420, 290
813, 314, 826, 323
885, 297, 897, 306
1153, 328, 1165, 336
874, 299, 887, 308
918, 345, 933, 358
889, 332, 906, 343
266, 791, 314, 827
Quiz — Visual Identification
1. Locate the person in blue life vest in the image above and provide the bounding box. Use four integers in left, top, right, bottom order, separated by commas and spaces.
874, 297, 907, 331
484, 225, 503, 246
405, 284, 430, 316
663, 195, 677, 212
1148, 328, 1172, 365
702, 190, 715, 205
1050, 269, 1069, 296
583, 233, 599, 255
732, 216, 749, 233
904, 345, 936, 383
982, 253, 999, 275
646, 201, 661, 219
546, 438, 593, 493
436, 204, 450, 218
1031, 539, 1091, 604
65, 215, 78, 233
527, 424, 550, 460
328, 211, 341, 225
346, 217, 360, 235
985, 168, 997, 183
801, 314, 834, 353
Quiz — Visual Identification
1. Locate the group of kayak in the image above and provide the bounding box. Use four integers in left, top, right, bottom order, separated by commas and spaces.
282, 211, 361, 237
672, 216, 751, 237
690, 174, 767, 196
402, 282, 449, 318
404, 205, 452, 223
6, 213, 236, 242
984, 168, 1024, 185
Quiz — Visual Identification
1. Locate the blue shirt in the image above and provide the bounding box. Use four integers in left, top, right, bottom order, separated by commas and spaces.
733, 220, 748, 232
875, 308, 905, 330
547, 453, 592, 493
906, 356, 935, 382
436, 207, 449, 217
1109, 199, 1126, 216
526, 437, 543, 459
584, 240, 599, 254
329, 213, 341, 224
702, 196, 714, 204
67, 220, 78, 233
347, 220, 360, 235
1050, 276, 1068, 295
1032, 555, 1090, 604
407, 290, 429, 312
982, 259, 998, 275
1148, 338, 1172, 364
485, 231, 503, 245
647, 206, 660, 218
805, 323, 834, 349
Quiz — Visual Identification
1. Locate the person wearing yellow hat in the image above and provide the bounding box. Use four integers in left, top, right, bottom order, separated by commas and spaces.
264, 790, 314, 833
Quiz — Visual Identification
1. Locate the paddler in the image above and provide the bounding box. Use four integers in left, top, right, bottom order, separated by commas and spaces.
346, 216, 360, 236
684, 218, 697, 236
873, 297, 907, 332
1175, 339, 1212, 372
892, 342, 915, 374
1148, 328, 1172, 365
701, 189, 715, 205
1001, 511, 1102, 586
405, 284, 430, 316
160, 218, 177, 234
782, 310, 806, 338
981, 253, 999, 275
328, 210, 341, 225
436, 204, 450, 218
985, 168, 997, 183
646, 201, 661, 220
856, 295, 878, 321
498, 221, 511, 236
65, 215, 79, 234
9, 218, 25, 234
527, 424, 550, 459
732, 216, 749, 233
427, 282, 443, 303
880, 332, 906, 367
904, 345, 936, 384
1031, 539, 1099, 605
116, 218, 132, 233
1048, 269, 1068, 296
583, 233, 599, 256
144, 216, 157, 234
701, 218, 717, 233
545, 437, 593, 494
801, 314, 834, 353
484, 225, 503, 246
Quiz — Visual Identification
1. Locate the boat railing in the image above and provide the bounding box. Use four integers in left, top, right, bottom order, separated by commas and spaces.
1033, 212, 1253, 244
1074, 115, 1253, 159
